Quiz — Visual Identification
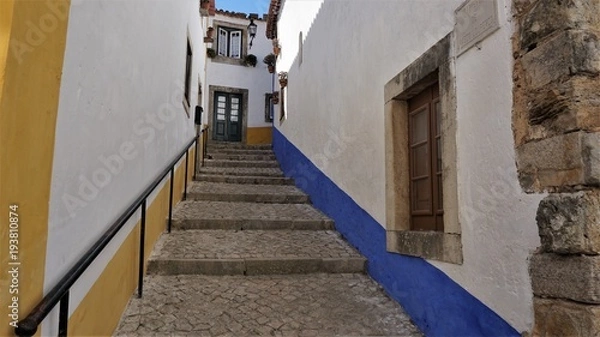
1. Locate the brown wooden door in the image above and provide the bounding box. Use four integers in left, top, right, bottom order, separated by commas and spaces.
408, 82, 443, 231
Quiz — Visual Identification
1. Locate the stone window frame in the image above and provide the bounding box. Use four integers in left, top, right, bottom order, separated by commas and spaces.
207, 85, 249, 143
384, 33, 462, 264
212, 20, 249, 67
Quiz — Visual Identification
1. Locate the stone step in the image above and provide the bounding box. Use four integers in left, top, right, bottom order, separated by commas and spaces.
204, 159, 280, 168
188, 182, 310, 204
207, 148, 275, 156
173, 218, 334, 230
207, 142, 272, 150
115, 274, 423, 337
147, 230, 366, 276
198, 167, 284, 177
172, 200, 333, 230
195, 174, 295, 186
209, 153, 277, 161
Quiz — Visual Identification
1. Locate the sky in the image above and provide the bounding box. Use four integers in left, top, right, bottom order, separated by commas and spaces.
216, 0, 271, 14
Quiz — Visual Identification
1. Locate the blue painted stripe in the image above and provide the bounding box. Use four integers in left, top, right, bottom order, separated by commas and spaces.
272, 127, 520, 337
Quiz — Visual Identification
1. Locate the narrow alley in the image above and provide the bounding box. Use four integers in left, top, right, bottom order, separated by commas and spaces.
2, 0, 599, 336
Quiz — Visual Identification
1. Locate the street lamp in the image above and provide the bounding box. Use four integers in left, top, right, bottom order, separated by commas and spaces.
248, 19, 257, 49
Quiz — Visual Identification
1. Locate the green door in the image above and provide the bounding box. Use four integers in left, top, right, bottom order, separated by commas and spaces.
213, 92, 242, 142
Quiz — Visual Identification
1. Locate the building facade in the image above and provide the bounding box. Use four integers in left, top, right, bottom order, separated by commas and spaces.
1, 1, 205, 335
202, 6, 274, 144
267, 0, 600, 336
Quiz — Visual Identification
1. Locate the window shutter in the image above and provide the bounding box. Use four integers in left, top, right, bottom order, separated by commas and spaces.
218, 28, 228, 56
230, 30, 242, 58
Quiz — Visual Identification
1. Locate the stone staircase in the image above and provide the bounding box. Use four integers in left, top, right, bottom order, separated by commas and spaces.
114, 142, 421, 337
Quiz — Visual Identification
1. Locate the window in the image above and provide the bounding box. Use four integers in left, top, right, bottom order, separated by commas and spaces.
384, 34, 462, 264
197, 77, 203, 106
184, 38, 192, 111
279, 88, 286, 121
408, 82, 443, 231
299, 31, 303, 66
211, 21, 250, 66
265, 93, 274, 122
217, 27, 242, 58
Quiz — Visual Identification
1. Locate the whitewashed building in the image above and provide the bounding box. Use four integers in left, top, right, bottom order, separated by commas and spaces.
1, 1, 205, 336
202, 4, 274, 144
266, 0, 548, 336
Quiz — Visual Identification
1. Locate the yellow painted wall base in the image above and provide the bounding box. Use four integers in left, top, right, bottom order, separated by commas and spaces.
247, 127, 273, 144
68, 222, 139, 337
68, 149, 193, 336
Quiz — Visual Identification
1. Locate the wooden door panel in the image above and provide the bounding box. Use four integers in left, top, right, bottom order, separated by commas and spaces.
408, 82, 444, 231
227, 94, 242, 141
213, 92, 243, 142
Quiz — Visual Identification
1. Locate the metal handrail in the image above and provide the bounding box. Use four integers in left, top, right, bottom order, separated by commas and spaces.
202, 125, 210, 166
15, 131, 204, 337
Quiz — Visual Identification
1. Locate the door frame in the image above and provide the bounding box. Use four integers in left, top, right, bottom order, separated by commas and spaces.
207, 85, 248, 143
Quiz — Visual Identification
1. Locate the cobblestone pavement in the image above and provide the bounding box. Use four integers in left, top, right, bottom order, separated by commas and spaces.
151, 230, 361, 260
115, 274, 422, 337
172, 201, 330, 222
189, 182, 306, 197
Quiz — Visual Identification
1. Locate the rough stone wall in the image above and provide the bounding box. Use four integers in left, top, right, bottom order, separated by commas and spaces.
512, 0, 600, 335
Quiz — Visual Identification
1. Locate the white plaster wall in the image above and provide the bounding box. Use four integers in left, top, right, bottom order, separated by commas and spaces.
277, 0, 460, 226
275, 0, 324, 72
275, 0, 543, 332
429, 1, 544, 332
45, 0, 204, 334
205, 14, 272, 127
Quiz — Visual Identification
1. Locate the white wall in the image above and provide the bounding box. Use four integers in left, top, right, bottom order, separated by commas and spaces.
45, 0, 204, 334
276, 0, 324, 71
275, 0, 543, 332
429, 1, 543, 330
205, 14, 272, 128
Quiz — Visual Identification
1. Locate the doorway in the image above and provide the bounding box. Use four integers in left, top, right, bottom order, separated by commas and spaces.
213, 91, 242, 142
208, 86, 248, 143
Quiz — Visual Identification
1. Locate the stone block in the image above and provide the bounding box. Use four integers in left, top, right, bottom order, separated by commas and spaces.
585, 132, 600, 185
513, 0, 536, 17
527, 76, 600, 133
516, 131, 600, 191
537, 191, 600, 254
386, 230, 462, 264
521, 30, 600, 90
532, 298, 600, 337
322, 257, 366, 273
530, 253, 600, 303
519, 0, 600, 50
